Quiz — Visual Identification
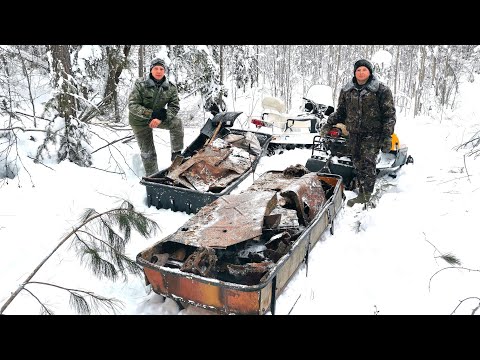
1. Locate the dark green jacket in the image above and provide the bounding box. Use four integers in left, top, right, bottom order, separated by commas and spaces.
327, 75, 396, 139
128, 75, 180, 127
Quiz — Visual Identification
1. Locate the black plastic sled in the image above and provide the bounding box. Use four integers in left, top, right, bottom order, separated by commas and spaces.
141, 112, 272, 214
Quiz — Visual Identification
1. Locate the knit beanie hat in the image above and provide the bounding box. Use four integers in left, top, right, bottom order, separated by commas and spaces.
353, 59, 373, 75
150, 58, 166, 71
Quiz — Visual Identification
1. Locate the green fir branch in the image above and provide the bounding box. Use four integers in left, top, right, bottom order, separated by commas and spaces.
439, 253, 462, 266
115, 211, 132, 240
80, 207, 98, 223
424, 233, 462, 266
0, 200, 158, 315
77, 241, 120, 282
75, 229, 124, 255
27, 281, 124, 315
23, 287, 54, 315
74, 228, 143, 280
97, 217, 128, 251
115, 253, 143, 277
70, 291, 90, 315
450, 297, 480, 315
69, 290, 123, 315
429, 266, 480, 292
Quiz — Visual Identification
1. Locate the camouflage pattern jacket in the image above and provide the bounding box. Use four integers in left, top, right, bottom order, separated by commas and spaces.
128, 75, 180, 127
326, 75, 396, 140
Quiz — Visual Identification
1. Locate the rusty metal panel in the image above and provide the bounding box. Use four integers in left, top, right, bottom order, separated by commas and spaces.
166, 274, 224, 309
259, 282, 273, 315
280, 172, 326, 225
247, 171, 295, 192
145, 266, 266, 314
167, 144, 254, 192
224, 288, 261, 315
144, 267, 167, 294
168, 190, 277, 248
274, 235, 309, 296
167, 146, 232, 190
320, 175, 342, 189
308, 213, 329, 250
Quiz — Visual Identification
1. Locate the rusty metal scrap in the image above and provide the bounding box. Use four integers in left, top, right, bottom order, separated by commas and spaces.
237, 241, 267, 261
269, 207, 300, 229
150, 253, 169, 267
166, 143, 255, 192
180, 247, 217, 277
136, 171, 343, 314
168, 190, 278, 249
166, 145, 231, 190
169, 154, 184, 170
263, 213, 281, 229
223, 132, 262, 156
225, 261, 274, 285
280, 172, 326, 225
247, 171, 295, 192
142, 170, 331, 287
282, 164, 310, 177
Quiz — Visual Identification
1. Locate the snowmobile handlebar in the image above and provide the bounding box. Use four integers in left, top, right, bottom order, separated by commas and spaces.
302, 98, 334, 117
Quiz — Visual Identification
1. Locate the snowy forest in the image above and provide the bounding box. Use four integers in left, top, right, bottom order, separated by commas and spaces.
2, 44, 480, 180
0, 45, 477, 160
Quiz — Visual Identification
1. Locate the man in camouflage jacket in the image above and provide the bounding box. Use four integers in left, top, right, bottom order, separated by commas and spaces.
319, 59, 396, 207
128, 58, 184, 176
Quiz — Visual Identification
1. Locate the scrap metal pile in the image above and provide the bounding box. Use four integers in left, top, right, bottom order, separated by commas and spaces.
147, 132, 262, 193
140, 165, 336, 285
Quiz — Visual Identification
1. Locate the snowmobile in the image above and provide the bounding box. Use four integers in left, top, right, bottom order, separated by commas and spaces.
305, 125, 414, 190
249, 85, 334, 153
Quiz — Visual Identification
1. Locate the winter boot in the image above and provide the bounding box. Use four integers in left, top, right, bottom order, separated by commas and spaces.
171, 151, 181, 161
347, 192, 372, 207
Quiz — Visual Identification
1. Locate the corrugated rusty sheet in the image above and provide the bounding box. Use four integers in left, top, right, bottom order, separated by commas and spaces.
166, 144, 254, 192
168, 190, 278, 248
247, 171, 295, 192
280, 172, 326, 225
246, 164, 311, 193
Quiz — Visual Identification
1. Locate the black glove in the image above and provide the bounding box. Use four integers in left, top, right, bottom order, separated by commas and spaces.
151, 108, 167, 121
381, 137, 391, 153
209, 102, 220, 115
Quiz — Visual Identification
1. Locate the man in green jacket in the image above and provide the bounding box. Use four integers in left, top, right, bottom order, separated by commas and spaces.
128, 58, 184, 176
319, 59, 396, 207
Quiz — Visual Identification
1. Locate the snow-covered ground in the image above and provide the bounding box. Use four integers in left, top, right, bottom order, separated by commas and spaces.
1, 75, 480, 315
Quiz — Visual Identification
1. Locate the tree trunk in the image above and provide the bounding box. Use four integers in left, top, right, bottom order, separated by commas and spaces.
16, 47, 38, 127
414, 45, 426, 116
327, 45, 334, 88
333, 46, 341, 101
394, 46, 400, 99
255, 45, 259, 87
219, 45, 224, 85
285, 45, 291, 111
138, 45, 145, 78
104, 45, 132, 122
47, 45, 76, 120
407, 46, 416, 113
